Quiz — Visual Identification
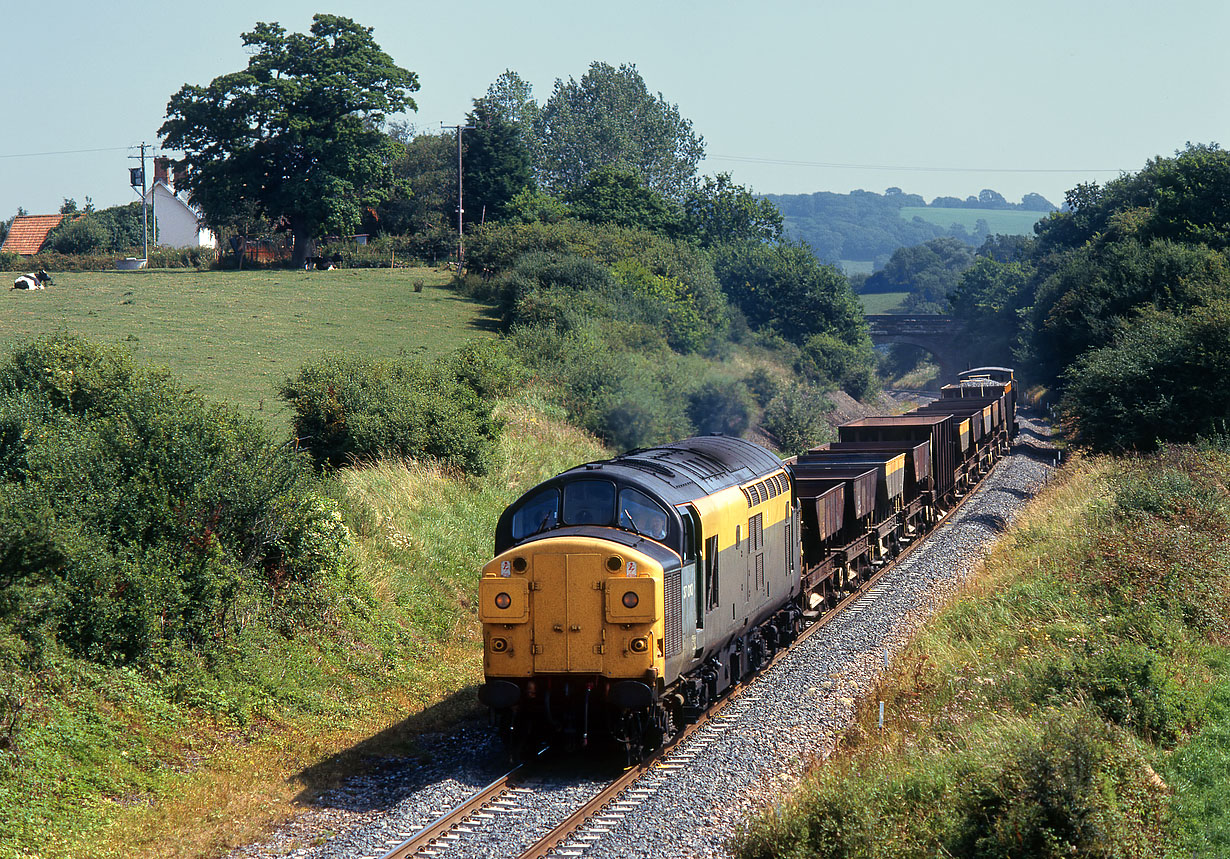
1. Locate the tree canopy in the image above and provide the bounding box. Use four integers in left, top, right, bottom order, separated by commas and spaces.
537, 62, 705, 198
160, 14, 419, 267
464, 100, 536, 225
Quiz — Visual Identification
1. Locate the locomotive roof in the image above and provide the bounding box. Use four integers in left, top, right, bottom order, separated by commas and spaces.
558, 434, 785, 505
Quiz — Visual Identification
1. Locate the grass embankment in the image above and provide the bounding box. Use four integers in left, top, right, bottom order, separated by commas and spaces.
0, 267, 492, 433
735, 445, 1230, 858
0, 395, 607, 859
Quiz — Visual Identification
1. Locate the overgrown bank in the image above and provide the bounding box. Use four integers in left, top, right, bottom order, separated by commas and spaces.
0, 353, 606, 858
734, 446, 1230, 858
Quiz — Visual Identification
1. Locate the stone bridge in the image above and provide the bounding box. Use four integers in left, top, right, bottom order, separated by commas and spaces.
864, 315, 972, 382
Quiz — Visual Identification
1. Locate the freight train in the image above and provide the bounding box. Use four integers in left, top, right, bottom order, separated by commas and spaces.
477, 368, 1018, 760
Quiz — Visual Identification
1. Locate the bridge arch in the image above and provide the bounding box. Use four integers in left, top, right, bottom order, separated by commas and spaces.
864, 315, 972, 383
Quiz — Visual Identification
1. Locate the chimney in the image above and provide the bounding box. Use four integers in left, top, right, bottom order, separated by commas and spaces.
154, 157, 171, 188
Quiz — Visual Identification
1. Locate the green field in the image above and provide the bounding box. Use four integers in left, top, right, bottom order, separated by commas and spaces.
858, 291, 909, 314
838, 259, 875, 275
899, 206, 1049, 235
0, 267, 494, 433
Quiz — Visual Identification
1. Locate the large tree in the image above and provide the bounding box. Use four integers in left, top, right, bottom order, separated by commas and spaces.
464, 100, 535, 225
160, 15, 419, 267
537, 62, 704, 198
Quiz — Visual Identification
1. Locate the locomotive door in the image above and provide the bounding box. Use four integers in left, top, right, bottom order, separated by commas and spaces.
531, 553, 605, 674
678, 505, 702, 658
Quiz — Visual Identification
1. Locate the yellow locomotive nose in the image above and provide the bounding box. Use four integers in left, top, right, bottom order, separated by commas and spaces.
480, 537, 664, 680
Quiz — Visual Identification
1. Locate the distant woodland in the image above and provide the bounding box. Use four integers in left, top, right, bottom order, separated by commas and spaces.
764, 187, 1056, 270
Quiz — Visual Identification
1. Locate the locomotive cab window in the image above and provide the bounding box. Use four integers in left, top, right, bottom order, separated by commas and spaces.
618, 487, 669, 540
562, 480, 616, 526
510, 487, 559, 540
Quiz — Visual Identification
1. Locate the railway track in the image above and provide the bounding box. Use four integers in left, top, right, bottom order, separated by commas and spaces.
379, 453, 1003, 859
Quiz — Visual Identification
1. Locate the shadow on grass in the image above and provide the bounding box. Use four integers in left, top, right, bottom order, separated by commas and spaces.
291, 681, 489, 810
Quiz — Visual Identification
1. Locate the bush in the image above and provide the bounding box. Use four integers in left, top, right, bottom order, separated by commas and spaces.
761, 385, 833, 455
0, 334, 350, 665
280, 351, 503, 474
796, 331, 879, 398
1060, 302, 1230, 452
47, 216, 109, 254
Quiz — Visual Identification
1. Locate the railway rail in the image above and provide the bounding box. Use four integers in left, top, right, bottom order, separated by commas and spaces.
379, 450, 1000, 859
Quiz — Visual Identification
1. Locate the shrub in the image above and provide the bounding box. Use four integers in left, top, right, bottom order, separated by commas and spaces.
0, 334, 350, 665
47, 216, 109, 254
280, 351, 502, 474
1060, 302, 1230, 452
761, 385, 833, 455
796, 331, 879, 398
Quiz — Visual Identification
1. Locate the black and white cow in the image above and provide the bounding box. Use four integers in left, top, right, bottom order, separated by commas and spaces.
13, 269, 53, 290
305, 253, 343, 271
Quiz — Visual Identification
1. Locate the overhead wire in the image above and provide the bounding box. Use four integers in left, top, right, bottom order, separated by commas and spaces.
706, 154, 1125, 174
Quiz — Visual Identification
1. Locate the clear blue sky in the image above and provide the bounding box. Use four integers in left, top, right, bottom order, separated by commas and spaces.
3, 0, 1227, 219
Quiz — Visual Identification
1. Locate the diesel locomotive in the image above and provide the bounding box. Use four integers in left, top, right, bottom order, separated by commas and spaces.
477, 368, 1018, 759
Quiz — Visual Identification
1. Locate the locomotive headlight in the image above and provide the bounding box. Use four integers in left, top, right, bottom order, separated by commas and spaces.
630, 637, 649, 653
494, 592, 512, 610
490, 637, 508, 652
621, 591, 639, 609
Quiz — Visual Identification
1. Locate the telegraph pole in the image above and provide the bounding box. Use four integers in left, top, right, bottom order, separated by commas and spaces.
442, 120, 475, 269
129, 142, 150, 261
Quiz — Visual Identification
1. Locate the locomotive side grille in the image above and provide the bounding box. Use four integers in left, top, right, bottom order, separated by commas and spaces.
755, 552, 764, 590
664, 567, 682, 658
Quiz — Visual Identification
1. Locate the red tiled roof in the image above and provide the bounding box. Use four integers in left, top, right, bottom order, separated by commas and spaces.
1, 214, 64, 255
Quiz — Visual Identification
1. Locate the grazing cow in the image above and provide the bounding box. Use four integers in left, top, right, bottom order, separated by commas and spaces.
13, 269, 53, 290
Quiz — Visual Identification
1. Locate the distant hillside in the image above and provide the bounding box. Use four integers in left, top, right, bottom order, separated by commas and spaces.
764, 188, 1056, 272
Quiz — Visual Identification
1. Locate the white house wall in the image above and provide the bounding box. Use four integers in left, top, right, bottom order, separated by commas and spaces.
145, 183, 217, 249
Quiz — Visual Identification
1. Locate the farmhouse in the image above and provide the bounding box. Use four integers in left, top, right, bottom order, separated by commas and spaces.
145, 158, 216, 249
1, 214, 64, 255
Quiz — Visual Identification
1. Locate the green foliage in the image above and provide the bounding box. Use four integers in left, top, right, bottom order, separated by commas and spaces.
1035, 143, 1230, 257
537, 61, 705, 198
46, 216, 109, 254
862, 235, 976, 313
1026, 239, 1230, 386
945, 714, 1160, 859
378, 130, 455, 239
766, 188, 1049, 268
160, 14, 420, 266
279, 351, 503, 474
681, 172, 783, 249
464, 99, 536, 224
760, 385, 833, 456
948, 256, 1033, 366
40, 202, 150, 256
506, 187, 570, 224
736, 446, 1230, 859
1059, 302, 1230, 451
466, 220, 730, 353
796, 331, 878, 398
0, 334, 350, 666
479, 69, 542, 166
565, 166, 682, 234
713, 239, 867, 347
